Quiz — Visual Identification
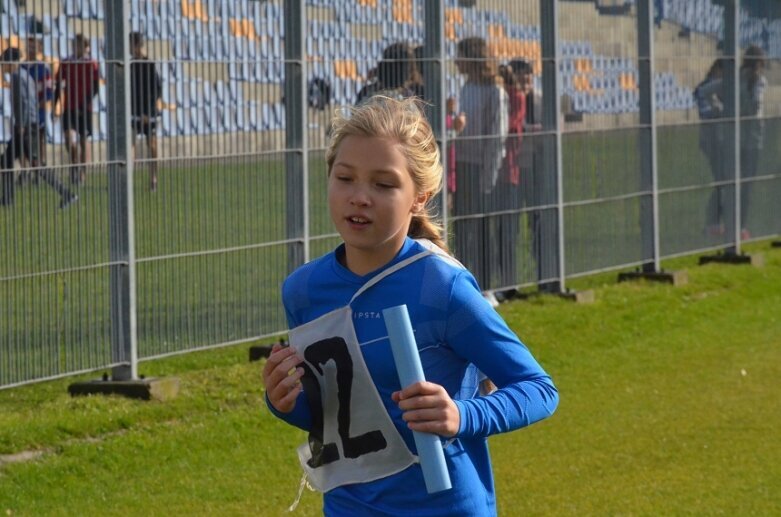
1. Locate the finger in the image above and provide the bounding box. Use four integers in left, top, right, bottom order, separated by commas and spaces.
264, 346, 299, 373
268, 367, 304, 408
270, 367, 304, 399
401, 407, 450, 423
266, 354, 304, 386
396, 394, 446, 411
262, 349, 302, 384
397, 381, 441, 400
278, 382, 303, 407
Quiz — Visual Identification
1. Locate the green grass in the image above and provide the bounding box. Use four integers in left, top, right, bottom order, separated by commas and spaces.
1, 243, 780, 515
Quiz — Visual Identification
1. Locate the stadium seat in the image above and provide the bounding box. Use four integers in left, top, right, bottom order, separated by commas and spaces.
161, 107, 175, 136
175, 80, 192, 108
175, 107, 191, 135
246, 101, 259, 130
0, 115, 9, 141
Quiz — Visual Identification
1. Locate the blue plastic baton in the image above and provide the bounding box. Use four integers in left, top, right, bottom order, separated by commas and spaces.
383, 304, 452, 494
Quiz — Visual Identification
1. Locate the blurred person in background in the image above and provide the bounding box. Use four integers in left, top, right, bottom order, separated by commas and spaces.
356, 42, 424, 104
453, 37, 508, 306
53, 33, 99, 185
1, 48, 76, 209
693, 59, 727, 237
511, 59, 552, 290
17, 34, 52, 185
738, 45, 767, 240
445, 96, 466, 213
130, 31, 162, 192
492, 63, 526, 302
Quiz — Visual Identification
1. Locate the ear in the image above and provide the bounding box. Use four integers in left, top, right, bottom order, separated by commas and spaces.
411, 191, 429, 215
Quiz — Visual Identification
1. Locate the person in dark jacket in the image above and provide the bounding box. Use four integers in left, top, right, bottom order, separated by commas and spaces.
130, 32, 162, 191
355, 42, 423, 104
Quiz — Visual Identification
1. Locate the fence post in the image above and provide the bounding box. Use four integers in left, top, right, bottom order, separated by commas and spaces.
539, 0, 565, 293
105, 0, 137, 380
284, 0, 308, 270
637, 0, 660, 273
726, 0, 742, 254
618, 0, 689, 284
423, 0, 446, 239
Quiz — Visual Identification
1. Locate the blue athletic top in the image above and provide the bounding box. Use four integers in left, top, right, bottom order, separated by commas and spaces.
20, 62, 53, 127
270, 238, 558, 516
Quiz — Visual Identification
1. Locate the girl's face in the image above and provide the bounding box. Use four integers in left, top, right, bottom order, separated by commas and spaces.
328, 135, 427, 274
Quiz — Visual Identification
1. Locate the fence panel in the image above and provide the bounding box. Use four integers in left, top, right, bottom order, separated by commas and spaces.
2, 0, 779, 389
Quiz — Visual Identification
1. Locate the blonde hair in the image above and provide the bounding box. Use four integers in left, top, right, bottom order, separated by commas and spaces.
325, 96, 449, 253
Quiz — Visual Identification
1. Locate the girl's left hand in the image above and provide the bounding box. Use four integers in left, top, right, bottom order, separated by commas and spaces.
392, 381, 460, 438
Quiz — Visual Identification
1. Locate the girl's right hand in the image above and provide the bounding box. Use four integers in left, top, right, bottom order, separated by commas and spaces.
262, 343, 305, 413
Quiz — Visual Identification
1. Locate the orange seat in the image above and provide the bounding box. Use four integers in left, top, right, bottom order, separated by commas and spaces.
181, 0, 208, 21
445, 8, 463, 24
574, 74, 591, 92
392, 0, 413, 23
334, 60, 358, 80
445, 22, 457, 41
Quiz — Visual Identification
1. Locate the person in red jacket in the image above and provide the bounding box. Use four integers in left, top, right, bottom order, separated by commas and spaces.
493, 64, 526, 300
53, 34, 99, 185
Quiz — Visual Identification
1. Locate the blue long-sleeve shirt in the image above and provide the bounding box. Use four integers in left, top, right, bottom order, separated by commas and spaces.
20, 62, 53, 127
269, 238, 558, 516
10, 67, 38, 130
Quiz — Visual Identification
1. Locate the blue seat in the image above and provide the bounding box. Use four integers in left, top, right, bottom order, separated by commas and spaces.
91, 0, 104, 20
229, 80, 243, 103
173, 38, 188, 60
214, 80, 226, 105
175, 80, 191, 108
261, 103, 274, 130
248, 101, 260, 130
228, 62, 242, 81
160, 109, 174, 136
97, 112, 107, 140
235, 105, 247, 132
0, 88, 11, 118
189, 79, 203, 107
64, 0, 81, 17
0, 116, 10, 142
220, 105, 235, 132
273, 102, 285, 130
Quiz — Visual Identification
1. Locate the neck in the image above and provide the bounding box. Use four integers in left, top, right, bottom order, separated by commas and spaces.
341, 241, 406, 277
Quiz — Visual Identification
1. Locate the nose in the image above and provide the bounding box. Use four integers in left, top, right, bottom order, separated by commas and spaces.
348, 184, 371, 207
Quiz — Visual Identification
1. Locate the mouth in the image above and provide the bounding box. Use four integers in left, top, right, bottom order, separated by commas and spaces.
345, 215, 371, 227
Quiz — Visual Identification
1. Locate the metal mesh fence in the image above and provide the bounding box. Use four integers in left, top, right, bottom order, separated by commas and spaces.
1, 0, 779, 388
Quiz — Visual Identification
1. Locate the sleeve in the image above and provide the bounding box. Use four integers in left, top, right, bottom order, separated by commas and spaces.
52, 65, 63, 109
480, 85, 508, 192
264, 280, 313, 432
445, 271, 558, 438
696, 78, 723, 118
10, 74, 24, 125
154, 63, 162, 102
43, 66, 53, 101
91, 61, 100, 97
753, 76, 766, 117
510, 90, 526, 135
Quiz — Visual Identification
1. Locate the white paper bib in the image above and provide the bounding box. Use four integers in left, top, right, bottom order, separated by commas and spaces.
288, 250, 433, 492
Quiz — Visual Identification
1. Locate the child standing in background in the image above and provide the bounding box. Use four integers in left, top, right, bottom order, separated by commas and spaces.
262, 96, 558, 516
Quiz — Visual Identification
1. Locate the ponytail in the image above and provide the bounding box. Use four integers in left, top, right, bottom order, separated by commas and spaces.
409, 214, 450, 254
